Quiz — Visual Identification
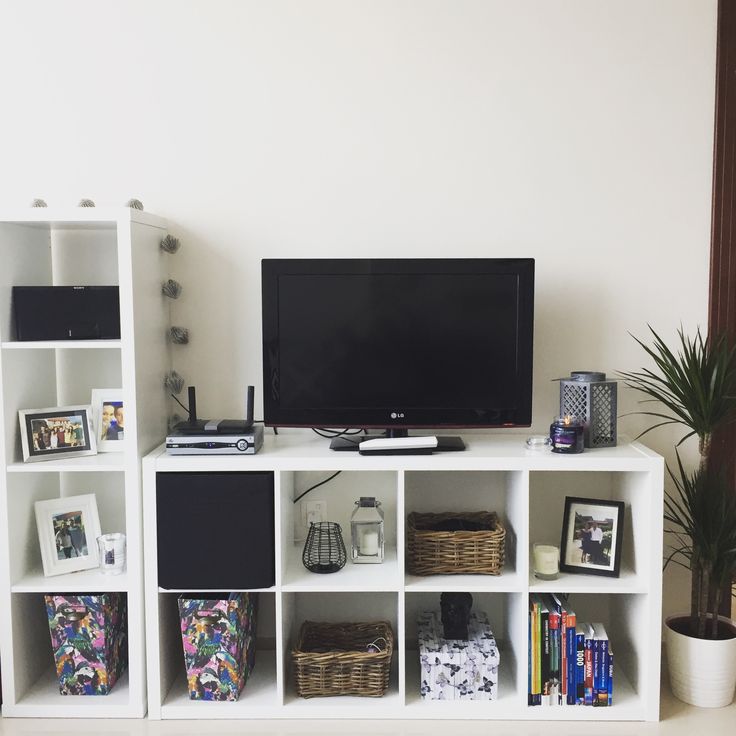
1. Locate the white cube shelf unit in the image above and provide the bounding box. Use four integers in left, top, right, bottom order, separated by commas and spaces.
143, 433, 663, 721
0, 208, 171, 717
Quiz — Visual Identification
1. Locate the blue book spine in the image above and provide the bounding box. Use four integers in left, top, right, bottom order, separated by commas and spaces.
607, 649, 614, 706
584, 637, 594, 706
575, 632, 585, 705
566, 622, 576, 704
592, 636, 601, 702
599, 638, 609, 706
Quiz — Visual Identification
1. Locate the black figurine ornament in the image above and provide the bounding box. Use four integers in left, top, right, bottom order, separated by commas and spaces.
30, 198, 47, 207
126, 198, 144, 210
78, 198, 95, 207
440, 592, 473, 640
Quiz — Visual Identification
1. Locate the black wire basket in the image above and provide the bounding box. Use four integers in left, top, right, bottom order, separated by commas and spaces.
302, 522, 347, 574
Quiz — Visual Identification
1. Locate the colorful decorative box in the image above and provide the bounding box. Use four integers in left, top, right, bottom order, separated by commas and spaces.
417, 610, 500, 700
178, 592, 258, 701
44, 593, 128, 695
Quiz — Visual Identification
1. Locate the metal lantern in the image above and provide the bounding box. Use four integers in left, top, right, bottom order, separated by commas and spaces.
559, 371, 617, 448
302, 522, 347, 573
350, 497, 384, 564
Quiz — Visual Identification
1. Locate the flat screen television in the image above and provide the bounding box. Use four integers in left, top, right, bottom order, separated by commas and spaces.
262, 258, 534, 444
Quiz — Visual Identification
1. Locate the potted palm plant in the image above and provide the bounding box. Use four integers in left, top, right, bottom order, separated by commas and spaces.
621, 326, 736, 708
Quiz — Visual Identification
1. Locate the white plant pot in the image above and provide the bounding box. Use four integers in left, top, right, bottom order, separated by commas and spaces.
665, 614, 736, 708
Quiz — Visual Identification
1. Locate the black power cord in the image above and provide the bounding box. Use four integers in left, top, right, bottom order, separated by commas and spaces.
293, 470, 343, 504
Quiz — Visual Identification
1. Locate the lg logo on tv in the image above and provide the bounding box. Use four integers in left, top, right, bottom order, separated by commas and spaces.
390, 412, 405, 419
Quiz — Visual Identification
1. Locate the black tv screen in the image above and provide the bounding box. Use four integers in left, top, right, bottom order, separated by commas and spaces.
262, 258, 534, 430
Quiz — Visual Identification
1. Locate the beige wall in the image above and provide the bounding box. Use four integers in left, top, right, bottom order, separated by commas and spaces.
0, 0, 718, 617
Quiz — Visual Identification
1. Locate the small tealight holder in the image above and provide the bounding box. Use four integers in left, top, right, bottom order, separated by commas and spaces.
97, 533, 126, 575
550, 415, 584, 454
533, 543, 560, 580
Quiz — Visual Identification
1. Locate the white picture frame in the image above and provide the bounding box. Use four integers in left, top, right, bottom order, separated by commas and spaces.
19, 405, 97, 463
91, 389, 125, 453
34, 494, 102, 576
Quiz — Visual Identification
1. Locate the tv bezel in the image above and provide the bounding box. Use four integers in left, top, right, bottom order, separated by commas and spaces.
262, 258, 534, 430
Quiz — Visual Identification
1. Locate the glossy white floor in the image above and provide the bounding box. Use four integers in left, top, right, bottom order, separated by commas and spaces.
0, 667, 733, 736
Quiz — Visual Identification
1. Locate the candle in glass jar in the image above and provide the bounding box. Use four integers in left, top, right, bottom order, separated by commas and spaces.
533, 544, 560, 580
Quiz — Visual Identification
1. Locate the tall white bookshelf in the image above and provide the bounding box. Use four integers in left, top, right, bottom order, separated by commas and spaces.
0, 208, 170, 717
143, 433, 664, 721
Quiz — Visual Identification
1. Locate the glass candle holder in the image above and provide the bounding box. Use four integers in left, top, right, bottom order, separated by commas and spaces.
550, 415, 584, 454
97, 533, 126, 575
533, 543, 560, 580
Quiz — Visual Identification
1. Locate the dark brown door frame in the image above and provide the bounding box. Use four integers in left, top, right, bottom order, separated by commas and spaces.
709, 0, 736, 617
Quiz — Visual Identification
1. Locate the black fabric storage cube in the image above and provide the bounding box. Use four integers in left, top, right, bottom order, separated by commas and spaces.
156, 471, 275, 590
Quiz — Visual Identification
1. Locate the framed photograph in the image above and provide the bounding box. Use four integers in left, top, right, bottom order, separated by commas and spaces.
560, 496, 625, 577
19, 405, 96, 463
91, 389, 125, 453
34, 494, 102, 576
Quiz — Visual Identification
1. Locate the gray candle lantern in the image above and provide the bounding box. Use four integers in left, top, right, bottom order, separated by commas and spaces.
558, 371, 617, 448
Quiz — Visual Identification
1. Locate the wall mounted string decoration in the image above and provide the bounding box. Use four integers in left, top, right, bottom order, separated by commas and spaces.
160, 234, 181, 254
30, 198, 47, 207
160, 235, 188, 429
126, 198, 144, 210
161, 279, 183, 300
78, 198, 96, 207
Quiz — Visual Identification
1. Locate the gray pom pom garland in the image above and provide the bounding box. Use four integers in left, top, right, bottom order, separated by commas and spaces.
31, 198, 48, 207
167, 326, 189, 344
126, 198, 144, 210
160, 234, 181, 254
162, 279, 183, 299
78, 198, 96, 207
164, 370, 185, 394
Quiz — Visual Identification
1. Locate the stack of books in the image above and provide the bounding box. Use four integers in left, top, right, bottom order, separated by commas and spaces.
528, 594, 613, 707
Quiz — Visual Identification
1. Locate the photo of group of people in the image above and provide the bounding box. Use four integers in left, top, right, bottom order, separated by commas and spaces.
35, 494, 102, 576
31, 415, 87, 452
52, 511, 89, 560
561, 497, 625, 578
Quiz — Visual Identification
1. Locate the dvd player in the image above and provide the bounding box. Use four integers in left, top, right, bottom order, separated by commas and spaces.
166, 425, 264, 455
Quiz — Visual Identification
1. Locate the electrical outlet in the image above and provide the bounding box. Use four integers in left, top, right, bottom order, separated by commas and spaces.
304, 499, 326, 526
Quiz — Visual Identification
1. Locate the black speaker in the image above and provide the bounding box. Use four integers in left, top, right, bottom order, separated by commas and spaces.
156, 472, 275, 590
13, 286, 121, 341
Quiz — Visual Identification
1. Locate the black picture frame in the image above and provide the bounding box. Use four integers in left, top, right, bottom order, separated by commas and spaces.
559, 496, 625, 578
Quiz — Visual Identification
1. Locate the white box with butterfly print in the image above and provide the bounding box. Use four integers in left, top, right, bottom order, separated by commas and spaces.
418, 611, 500, 700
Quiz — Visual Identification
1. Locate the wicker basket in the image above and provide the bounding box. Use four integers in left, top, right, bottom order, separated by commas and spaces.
292, 621, 394, 698
407, 511, 506, 575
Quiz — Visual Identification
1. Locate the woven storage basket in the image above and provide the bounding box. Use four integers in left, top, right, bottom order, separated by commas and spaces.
407, 511, 506, 575
292, 621, 394, 698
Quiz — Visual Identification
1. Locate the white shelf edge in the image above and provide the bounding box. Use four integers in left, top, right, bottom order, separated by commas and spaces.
2, 340, 122, 350
0, 207, 167, 229
12, 568, 130, 593
7, 454, 127, 473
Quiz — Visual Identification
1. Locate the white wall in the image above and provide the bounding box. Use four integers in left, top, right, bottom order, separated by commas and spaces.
0, 0, 717, 616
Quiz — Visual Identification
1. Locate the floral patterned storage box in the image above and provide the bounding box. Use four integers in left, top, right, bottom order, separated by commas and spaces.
44, 593, 128, 695
178, 592, 258, 701
417, 610, 500, 700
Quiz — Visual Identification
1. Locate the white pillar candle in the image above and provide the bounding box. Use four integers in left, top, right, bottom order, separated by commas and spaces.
360, 530, 379, 556
533, 544, 559, 576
